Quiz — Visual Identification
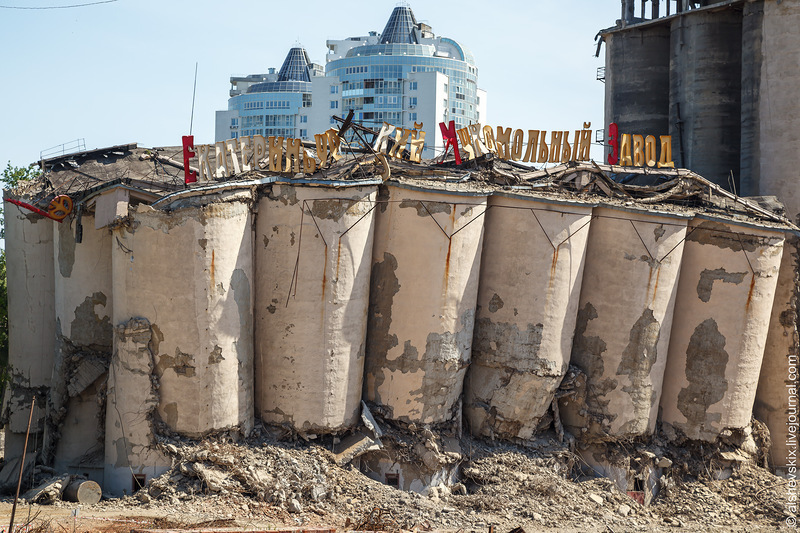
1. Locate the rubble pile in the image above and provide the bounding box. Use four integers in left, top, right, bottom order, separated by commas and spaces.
25, 419, 776, 531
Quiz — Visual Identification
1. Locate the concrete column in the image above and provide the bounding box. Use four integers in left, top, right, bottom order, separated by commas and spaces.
561, 206, 688, 439
2, 202, 55, 461
752, 0, 800, 473
364, 184, 488, 425
465, 195, 593, 440
254, 184, 377, 433
661, 219, 784, 441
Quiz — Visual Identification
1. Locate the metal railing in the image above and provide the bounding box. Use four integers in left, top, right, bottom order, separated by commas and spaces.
39, 138, 86, 160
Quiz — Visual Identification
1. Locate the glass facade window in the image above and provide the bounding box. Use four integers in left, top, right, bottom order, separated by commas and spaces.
217, 7, 484, 151
264, 115, 295, 127
380, 6, 418, 44
242, 115, 264, 128
231, 118, 238, 127
300, 129, 308, 138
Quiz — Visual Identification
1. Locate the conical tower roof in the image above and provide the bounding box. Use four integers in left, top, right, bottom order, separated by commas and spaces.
277, 46, 311, 82
379, 6, 418, 44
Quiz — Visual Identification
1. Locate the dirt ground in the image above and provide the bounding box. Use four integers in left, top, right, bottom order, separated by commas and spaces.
0, 420, 796, 533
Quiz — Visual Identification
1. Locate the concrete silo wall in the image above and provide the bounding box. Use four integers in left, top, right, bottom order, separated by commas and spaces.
254, 184, 377, 432
756, 245, 798, 472
365, 184, 487, 425
604, 24, 671, 154
111, 200, 254, 438
669, 9, 742, 188
104, 317, 169, 497
661, 219, 784, 441
746, 0, 800, 473
465, 195, 593, 440
48, 216, 113, 473
562, 206, 688, 439
2, 203, 55, 460
106, 198, 254, 495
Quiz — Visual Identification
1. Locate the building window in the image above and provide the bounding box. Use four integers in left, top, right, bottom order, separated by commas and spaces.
330, 101, 339, 109
300, 129, 308, 138
385, 473, 400, 488
231, 118, 238, 127
300, 115, 307, 123
409, 112, 417, 122
409, 97, 417, 107
330, 85, 339, 94
330, 116, 337, 125
132, 474, 146, 493
303, 94, 312, 107
409, 81, 417, 91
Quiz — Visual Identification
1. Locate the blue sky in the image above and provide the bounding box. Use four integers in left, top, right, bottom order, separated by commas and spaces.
0, 0, 618, 167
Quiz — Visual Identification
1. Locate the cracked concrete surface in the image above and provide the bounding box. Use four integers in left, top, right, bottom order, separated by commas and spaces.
465, 196, 592, 440
256, 185, 377, 432
112, 202, 254, 440
104, 318, 169, 496
562, 207, 687, 440
3, 202, 56, 460
661, 218, 784, 441
365, 185, 487, 424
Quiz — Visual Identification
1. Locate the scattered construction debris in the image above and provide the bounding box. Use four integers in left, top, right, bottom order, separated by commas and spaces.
2, 142, 798, 531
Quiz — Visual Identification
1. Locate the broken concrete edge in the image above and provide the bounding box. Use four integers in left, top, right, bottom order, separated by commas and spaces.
42, 328, 110, 466
0, 374, 49, 432
0, 453, 37, 492
360, 401, 383, 439
154, 421, 253, 448
388, 177, 494, 198
574, 421, 766, 505
21, 473, 71, 503
151, 175, 384, 210
157, 188, 256, 213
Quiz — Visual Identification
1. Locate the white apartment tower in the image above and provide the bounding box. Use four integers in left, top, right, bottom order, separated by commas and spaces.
216, 5, 487, 159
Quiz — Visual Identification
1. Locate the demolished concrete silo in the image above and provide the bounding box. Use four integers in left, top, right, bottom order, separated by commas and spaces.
114, 197, 254, 436
47, 215, 113, 480
106, 195, 254, 495
255, 182, 378, 433
660, 218, 784, 442
464, 194, 594, 440
2, 201, 55, 462
365, 182, 488, 425
104, 317, 169, 496
561, 206, 689, 439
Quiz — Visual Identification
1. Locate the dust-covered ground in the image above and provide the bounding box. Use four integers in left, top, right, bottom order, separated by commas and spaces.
0, 418, 795, 532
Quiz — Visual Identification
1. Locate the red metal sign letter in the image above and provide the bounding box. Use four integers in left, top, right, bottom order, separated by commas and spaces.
607, 123, 619, 165
439, 121, 461, 165
182, 135, 198, 184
